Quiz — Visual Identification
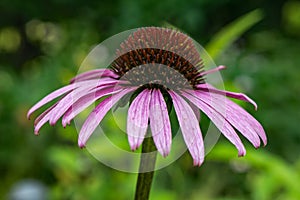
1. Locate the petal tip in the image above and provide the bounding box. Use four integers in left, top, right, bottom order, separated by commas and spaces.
252, 140, 261, 149
193, 159, 203, 167
159, 149, 170, 158
49, 121, 56, 126
130, 142, 140, 151
254, 104, 258, 111
34, 126, 40, 135
49, 116, 59, 126
78, 140, 86, 148
27, 109, 34, 119
219, 65, 226, 70
238, 151, 246, 157
62, 118, 69, 128
130, 146, 138, 151
263, 142, 267, 147
130, 147, 136, 151
163, 151, 170, 158
247, 97, 258, 110
262, 137, 268, 147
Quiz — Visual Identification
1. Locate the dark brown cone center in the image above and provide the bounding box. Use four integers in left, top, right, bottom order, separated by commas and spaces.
111, 48, 204, 89
110, 27, 206, 89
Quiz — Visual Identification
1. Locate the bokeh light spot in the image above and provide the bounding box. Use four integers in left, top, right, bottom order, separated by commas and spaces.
0, 27, 21, 53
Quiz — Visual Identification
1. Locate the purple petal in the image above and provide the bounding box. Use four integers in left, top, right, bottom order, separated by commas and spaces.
127, 89, 152, 151
34, 102, 57, 126
182, 91, 246, 157
62, 87, 123, 127
149, 89, 172, 157
70, 69, 119, 83
34, 113, 51, 135
189, 102, 201, 122
33, 102, 58, 135
189, 89, 267, 147
196, 83, 257, 110
168, 91, 205, 166
48, 86, 95, 125
198, 65, 226, 77
27, 79, 109, 119
27, 85, 77, 119
78, 87, 136, 148
48, 79, 122, 125
225, 98, 267, 146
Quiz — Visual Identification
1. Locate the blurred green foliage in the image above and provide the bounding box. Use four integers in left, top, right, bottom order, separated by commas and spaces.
1, 0, 300, 199
206, 9, 264, 59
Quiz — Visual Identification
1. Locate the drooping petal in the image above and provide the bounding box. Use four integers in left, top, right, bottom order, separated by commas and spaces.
78, 87, 136, 148
27, 79, 111, 119
224, 97, 267, 146
34, 102, 57, 126
127, 89, 152, 151
70, 69, 119, 83
62, 87, 123, 127
48, 86, 94, 125
149, 89, 172, 157
27, 84, 77, 119
34, 112, 51, 135
168, 91, 204, 166
182, 91, 246, 157
196, 83, 257, 110
33, 102, 58, 135
48, 79, 123, 125
189, 89, 267, 146
198, 65, 226, 77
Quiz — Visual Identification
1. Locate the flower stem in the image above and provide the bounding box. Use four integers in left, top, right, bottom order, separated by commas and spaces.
134, 135, 157, 200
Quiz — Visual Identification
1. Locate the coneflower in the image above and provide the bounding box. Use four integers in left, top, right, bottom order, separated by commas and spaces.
28, 27, 267, 200
28, 27, 266, 166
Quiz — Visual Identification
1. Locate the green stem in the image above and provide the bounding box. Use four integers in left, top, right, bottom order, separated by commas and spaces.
134, 135, 157, 200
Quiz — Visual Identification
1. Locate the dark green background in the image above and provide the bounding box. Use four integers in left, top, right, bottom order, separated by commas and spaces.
1, 0, 300, 199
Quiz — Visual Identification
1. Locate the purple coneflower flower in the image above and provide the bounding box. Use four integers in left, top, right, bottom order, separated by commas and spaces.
27, 27, 267, 166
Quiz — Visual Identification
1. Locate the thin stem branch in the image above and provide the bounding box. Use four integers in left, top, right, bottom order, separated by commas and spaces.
134, 135, 157, 200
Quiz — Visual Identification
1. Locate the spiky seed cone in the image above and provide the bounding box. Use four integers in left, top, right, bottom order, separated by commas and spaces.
111, 27, 205, 89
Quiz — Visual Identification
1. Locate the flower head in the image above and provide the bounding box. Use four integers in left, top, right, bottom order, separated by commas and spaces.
27, 27, 267, 166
